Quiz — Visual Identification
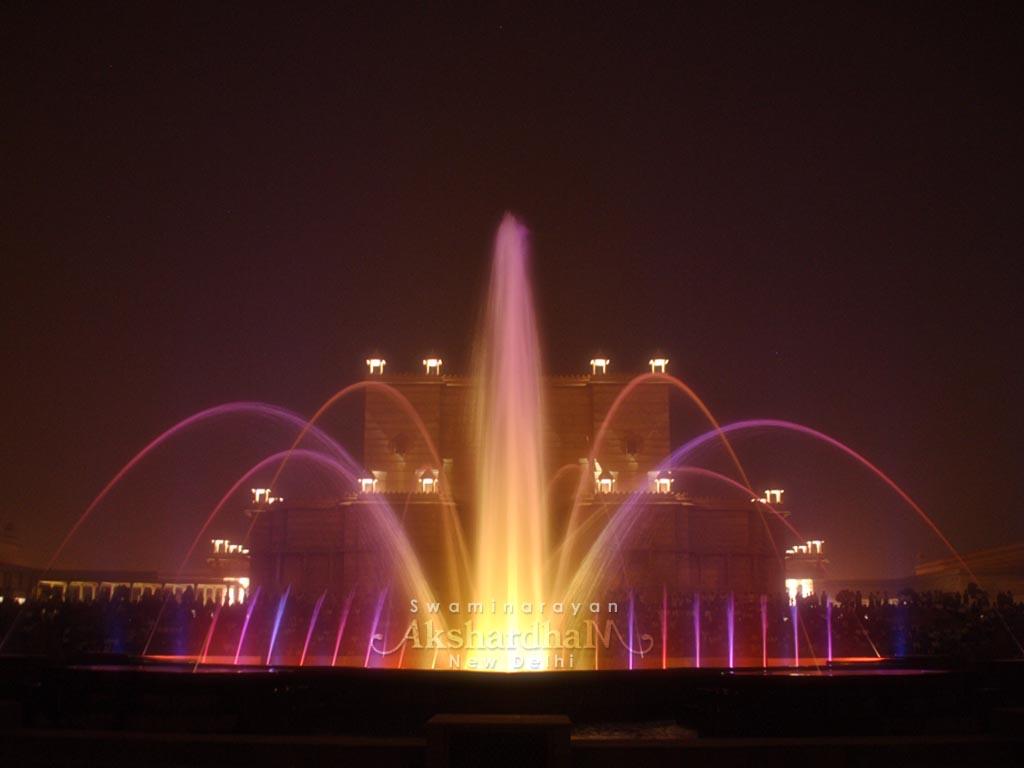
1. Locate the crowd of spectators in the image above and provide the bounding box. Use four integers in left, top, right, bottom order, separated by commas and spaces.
1, 585, 1021, 665
653, 586, 1024, 662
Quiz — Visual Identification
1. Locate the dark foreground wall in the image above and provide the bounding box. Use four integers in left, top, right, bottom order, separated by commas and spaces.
2, 659, 1023, 767
5, 725, 1024, 768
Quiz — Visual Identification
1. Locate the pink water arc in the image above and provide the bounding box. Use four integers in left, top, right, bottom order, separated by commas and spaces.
791, 603, 800, 667
22, 213, 1015, 672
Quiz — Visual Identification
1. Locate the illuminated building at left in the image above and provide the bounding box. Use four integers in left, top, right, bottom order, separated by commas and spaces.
0, 517, 251, 605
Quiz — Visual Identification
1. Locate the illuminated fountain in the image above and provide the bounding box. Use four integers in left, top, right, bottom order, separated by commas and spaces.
8, 212, 1019, 671
471, 216, 548, 667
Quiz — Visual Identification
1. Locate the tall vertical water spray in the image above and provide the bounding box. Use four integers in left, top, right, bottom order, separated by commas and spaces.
791, 602, 800, 666
825, 595, 833, 664
235, 586, 262, 665
364, 588, 389, 668
300, 590, 327, 667
693, 593, 702, 668
661, 584, 669, 670
726, 592, 735, 669
198, 603, 223, 667
473, 214, 548, 665
760, 594, 768, 668
331, 588, 355, 667
266, 586, 291, 665
627, 590, 636, 670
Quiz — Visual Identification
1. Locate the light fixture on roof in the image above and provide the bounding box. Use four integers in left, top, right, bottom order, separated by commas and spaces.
423, 357, 443, 375
590, 357, 610, 375
597, 468, 616, 494
358, 476, 378, 493
417, 467, 439, 494
785, 577, 814, 605
654, 471, 673, 494
366, 357, 386, 375
649, 357, 669, 373
251, 488, 281, 505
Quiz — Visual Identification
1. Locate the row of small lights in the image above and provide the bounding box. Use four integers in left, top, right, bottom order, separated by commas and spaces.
366, 357, 670, 375
356, 473, 673, 496
257, 475, 785, 501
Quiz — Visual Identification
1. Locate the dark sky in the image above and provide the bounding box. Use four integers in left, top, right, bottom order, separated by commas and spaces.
2, 3, 1022, 577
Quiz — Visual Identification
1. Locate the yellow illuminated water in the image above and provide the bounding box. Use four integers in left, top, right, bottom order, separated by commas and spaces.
471, 214, 549, 669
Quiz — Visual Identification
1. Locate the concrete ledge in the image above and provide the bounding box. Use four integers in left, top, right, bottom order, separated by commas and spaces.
7, 729, 425, 768
427, 714, 571, 767
572, 734, 1024, 768
6, 727, 1024, 768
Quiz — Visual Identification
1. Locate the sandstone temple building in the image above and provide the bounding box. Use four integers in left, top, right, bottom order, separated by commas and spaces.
250, 359, 788, 599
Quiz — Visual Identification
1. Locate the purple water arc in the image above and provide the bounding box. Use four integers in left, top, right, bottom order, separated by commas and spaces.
234, 586, 262, 665
693, 593, 701, 669
300, 590, 327, 667
46, 402, 348, 572
266, 586, 291, 665
179, 448, 359, 574
667, 466, 802, 540
668, 419, 974, 581
570, 467, 799, 618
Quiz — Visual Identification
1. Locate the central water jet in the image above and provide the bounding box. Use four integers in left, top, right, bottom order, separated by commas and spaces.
472, 214, 549, 666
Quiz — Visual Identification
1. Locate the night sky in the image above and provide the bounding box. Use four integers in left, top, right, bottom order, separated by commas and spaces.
2, 3, 1022, 577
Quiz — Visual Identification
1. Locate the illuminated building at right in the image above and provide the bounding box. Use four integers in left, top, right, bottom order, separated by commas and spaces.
784, 535, 829, 603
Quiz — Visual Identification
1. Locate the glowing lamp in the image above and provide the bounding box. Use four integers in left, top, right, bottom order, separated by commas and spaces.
785, 577, 814, 604
590, 357, 610, 375
251, 488, 279, 505
366, 357, 386, 375
418, 475, 438, 493
423, 357, 443, 375
649, 357, 669, 373
597, 469, 615, 494
759, 488, 784, 505
358, 476, 378, 493
654, 473, 673, 494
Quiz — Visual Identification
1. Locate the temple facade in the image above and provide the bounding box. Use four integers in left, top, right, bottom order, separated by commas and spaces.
250, 365, 787, 598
